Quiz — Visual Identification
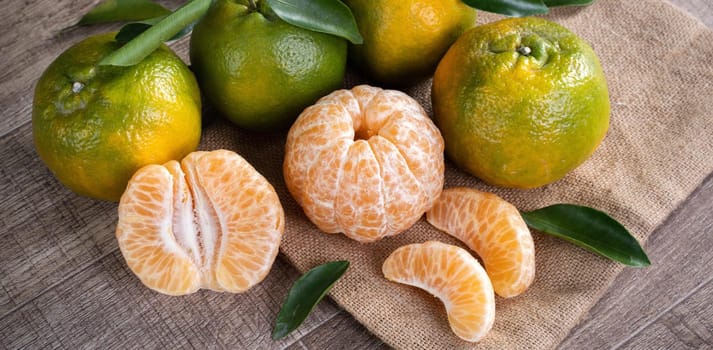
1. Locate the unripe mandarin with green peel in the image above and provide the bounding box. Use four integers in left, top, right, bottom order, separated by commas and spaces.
189, 0, 347, 131
32, 32, 202, 202
432, 17, 610, 188
345, 0, 477, 85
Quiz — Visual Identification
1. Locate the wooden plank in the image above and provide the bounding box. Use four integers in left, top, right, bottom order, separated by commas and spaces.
0, 123, 118, 316
0, 0, 107, 137
284, 311, 388, 350
0, 251, 340, 349
618, 279, 713, 349
558, 174, 713, 349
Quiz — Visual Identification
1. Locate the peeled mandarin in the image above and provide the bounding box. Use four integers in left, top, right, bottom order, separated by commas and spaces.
284, 85, 445, 242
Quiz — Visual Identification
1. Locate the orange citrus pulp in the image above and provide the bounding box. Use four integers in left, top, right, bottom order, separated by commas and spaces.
284, 85, 444, 242
116, 150, 284, 295
427, 187, 535, 298
383, 241, 495, 342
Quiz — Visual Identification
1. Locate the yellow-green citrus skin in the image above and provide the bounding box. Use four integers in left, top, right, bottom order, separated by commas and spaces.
345, 0, 477, 86
32, 32, 202, 201
432, 17, 610, 188
189, 0, 347, 131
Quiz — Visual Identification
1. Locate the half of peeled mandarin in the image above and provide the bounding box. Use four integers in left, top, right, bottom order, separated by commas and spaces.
116, 150, 284, 295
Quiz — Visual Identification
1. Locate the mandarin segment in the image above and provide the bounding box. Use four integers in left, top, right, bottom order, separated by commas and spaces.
317, 89, 364, 131
336, 140, 387, 242
368, 136, 429, 235
302, 139, 351, 233
117, 150, 284, 295
361, 89, 423, 138
382, 241, 495, 342
427, 188, 536, 298
284, 100, 355, 234
282, 105, 335, 198
283, 104, 352, 200
378, 110, 445, 206
350, 85, 381, 117
117, 165, 201, 296
284, 85, 445, 242
190, 150, 284, 293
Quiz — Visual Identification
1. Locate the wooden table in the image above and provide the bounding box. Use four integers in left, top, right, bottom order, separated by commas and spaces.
1, 1, 711, 349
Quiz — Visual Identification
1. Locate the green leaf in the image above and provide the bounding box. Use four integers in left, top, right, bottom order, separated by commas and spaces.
265, 0, 363, 44
272, 261, 349, 340
77, 0, 170, 26
100, 0, 211, 66
461, 0, 549, 17
521, 204, 650, 267
544, 0, 595, 7
115, 17, 197, 44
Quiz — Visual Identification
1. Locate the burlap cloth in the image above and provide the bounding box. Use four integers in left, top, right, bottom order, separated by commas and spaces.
200, 0, 713, 348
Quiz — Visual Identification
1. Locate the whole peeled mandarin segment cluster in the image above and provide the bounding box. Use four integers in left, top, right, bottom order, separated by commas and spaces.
382, 241, 495, 342
283, 85, 445, 243
427, 187, 535, 298
116, 150, 284, 296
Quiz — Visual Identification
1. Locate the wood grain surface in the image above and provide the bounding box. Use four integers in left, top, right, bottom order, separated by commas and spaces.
0, 1, 711, 349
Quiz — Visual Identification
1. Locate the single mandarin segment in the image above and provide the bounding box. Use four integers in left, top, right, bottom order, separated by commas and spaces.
382, 241, 495, 342
427, 188, 535, 298
283, 85, 445, 242
189, 0, 347, 131
345, 0, 477, 85
432, 17, 610, 188
116, 150, 284, 295
32, 32, 201, 201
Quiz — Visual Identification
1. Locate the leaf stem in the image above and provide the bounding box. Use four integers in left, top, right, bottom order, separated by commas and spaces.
99, 0, 212, 66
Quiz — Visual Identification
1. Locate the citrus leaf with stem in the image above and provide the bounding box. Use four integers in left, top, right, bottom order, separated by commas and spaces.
99, 0, 211, 66
521, 204, 651, 267
115, 17, 197, 44
265, 0, 363, 44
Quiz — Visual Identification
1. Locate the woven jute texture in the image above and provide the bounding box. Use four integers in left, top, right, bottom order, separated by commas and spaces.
201, 0, 713, 348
